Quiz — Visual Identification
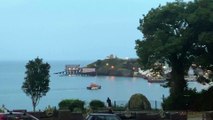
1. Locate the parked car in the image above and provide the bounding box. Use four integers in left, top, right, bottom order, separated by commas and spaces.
85, 113, 121, 120
0, 111, 39, 120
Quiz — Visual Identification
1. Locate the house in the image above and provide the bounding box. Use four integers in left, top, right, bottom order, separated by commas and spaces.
65, 65, 80, 75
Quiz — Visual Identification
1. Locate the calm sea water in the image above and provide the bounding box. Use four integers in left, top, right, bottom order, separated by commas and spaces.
0, 61, 208, 111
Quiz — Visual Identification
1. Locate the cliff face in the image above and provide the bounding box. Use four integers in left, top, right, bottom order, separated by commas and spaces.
86, 58, 140, 77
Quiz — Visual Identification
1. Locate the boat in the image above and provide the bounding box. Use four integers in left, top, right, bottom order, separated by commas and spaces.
148, 79, 166, 83
87, 83, 101, 90
147, 77, 166, 83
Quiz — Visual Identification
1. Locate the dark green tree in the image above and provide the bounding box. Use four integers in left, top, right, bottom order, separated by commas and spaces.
135, 0, 212, 110
136, 1, 189, 102
187, 0, 213, 83
22, 58, 50, 112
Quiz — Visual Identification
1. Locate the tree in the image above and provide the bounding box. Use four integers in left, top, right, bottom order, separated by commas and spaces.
187, 0, 213, 83
22, 58, 50, 112
136, 1, 189, 103
135, 0, 212, 110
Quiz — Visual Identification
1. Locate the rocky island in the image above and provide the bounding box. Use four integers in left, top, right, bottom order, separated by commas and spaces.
86, 55, 140, 77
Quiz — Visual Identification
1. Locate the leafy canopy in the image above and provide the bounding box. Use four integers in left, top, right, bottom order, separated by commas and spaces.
135, 0, 213, 110
136, 0, 213, 82
136, 1, 191, 69
22, 57, 50, 111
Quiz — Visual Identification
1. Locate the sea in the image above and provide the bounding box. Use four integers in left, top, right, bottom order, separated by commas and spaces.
0, 60, 209, 111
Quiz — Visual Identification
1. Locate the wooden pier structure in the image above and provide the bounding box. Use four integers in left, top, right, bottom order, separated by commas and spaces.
54, 64, 96, 76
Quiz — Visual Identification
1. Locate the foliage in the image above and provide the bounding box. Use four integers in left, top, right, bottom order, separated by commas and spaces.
187, 0, 213, 83
135, 0, 213, 110
128, 93, 151, 110
44, 105, 57, 117
22, 57, 50, 112
87, 58, 139, 77
0, 107, 4, 113
58, 99, 85, 112
136, 1, 190, 97
68, 99, 85, 112
162, 86, 213, 111
191, 86, 213, 111
58, 99, 72, 110
89, 100, 105, 110
162, 93, 189, 110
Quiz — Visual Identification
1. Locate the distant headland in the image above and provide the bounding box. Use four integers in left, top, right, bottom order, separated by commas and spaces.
86, 55, 140, 77
54, 54, 167, 83
54, 55, 140, 77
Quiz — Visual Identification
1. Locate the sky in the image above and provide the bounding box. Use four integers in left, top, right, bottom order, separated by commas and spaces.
0, 0, 192, 61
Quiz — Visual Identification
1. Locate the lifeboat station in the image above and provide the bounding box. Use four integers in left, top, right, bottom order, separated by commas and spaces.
54, 64, 96, 76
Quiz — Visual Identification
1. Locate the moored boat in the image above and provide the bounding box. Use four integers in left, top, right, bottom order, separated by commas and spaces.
87, 83, 101, 90
147, 78, 166, 83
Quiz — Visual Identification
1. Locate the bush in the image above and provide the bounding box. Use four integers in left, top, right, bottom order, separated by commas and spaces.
0, 107, 4, 113
162, 88, 201, 111
59, 99, 72, 110
128, 93, 151, 110
193, 86, 213, 111
44, 105, 57, 117
162, 86, 213, 111
89, 100, 105, 110
58, 99, 85, 112
68, 99, 85, 112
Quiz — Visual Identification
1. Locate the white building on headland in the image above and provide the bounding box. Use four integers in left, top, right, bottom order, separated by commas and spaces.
106, 54, 117, 59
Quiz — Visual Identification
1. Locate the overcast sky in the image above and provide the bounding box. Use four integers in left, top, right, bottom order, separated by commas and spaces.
0, 0, 191, 61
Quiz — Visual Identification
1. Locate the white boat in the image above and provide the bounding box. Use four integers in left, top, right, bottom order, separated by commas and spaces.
87, 83, 101, 90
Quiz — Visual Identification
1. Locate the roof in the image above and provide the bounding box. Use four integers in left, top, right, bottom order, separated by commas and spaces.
0, 111, 39, 120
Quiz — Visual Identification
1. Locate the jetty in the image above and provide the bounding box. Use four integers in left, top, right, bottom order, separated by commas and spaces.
54, 64, 96, 76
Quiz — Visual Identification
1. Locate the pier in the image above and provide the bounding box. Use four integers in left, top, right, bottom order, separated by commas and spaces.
54, 64, 96, 76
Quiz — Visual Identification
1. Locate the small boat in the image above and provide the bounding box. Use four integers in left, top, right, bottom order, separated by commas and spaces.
87, 83, 101, 90
147, 78, 166, 83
